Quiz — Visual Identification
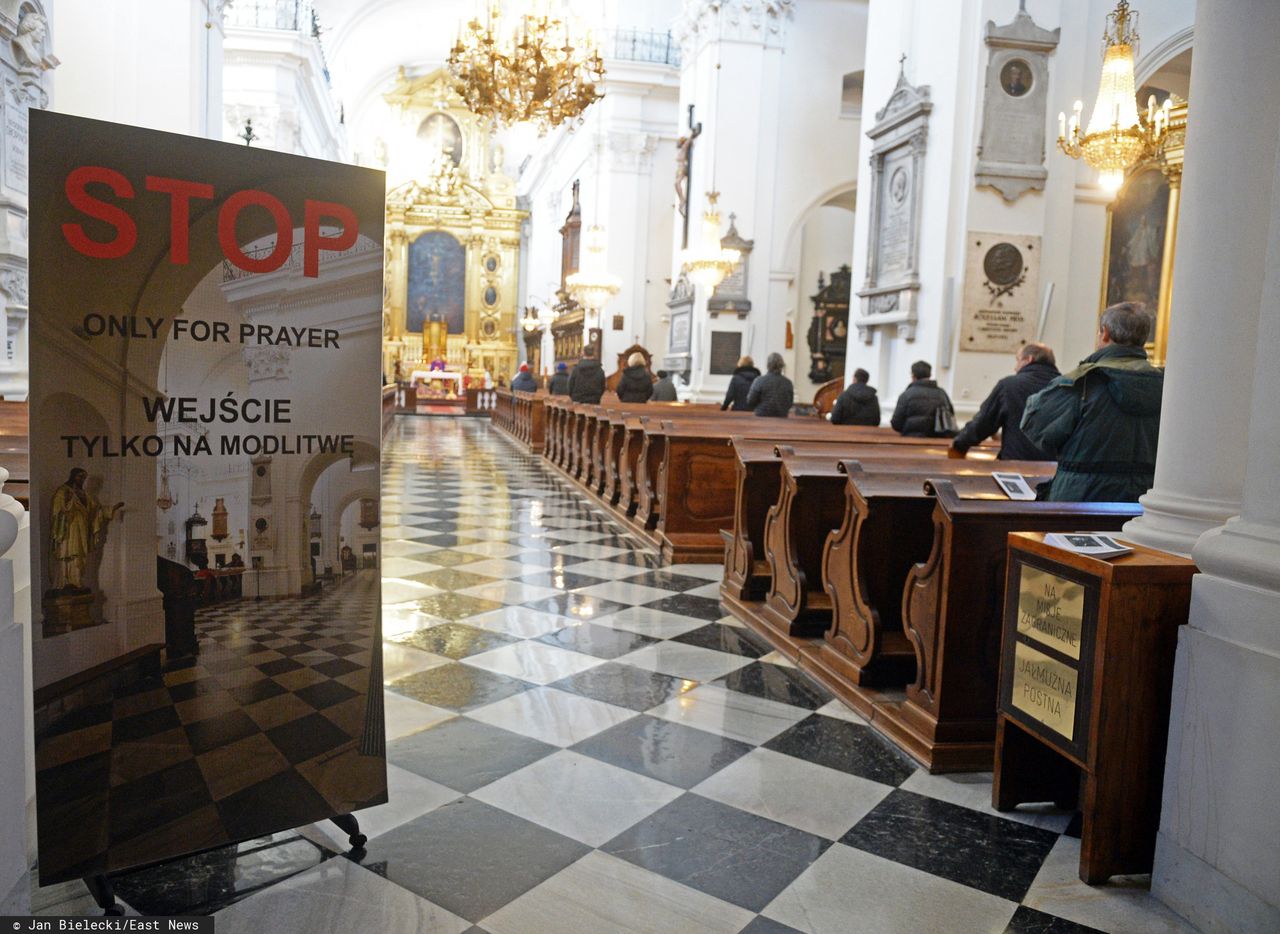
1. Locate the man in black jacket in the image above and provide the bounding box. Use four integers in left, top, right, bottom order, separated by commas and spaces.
568, 348, 606, 404
890, 360, 955, 437
830, 368, 880, 426
548, 362, 570, 396
952, 343, 1059, 460
651, 370, 678, 401
747, 353, 794, 418
722, 356, 760, 411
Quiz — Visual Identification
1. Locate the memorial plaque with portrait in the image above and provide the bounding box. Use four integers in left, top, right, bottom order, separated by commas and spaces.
1103, 166, 1169, 311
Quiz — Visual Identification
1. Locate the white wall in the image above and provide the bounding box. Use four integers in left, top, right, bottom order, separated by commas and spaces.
794, 203, 856, 401
843, 0, 1196, 417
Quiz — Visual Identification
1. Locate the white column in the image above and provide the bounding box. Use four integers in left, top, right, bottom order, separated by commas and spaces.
1121, 0, 1280, 556
1145, 2, 1280, 929
0, 476, 29, 912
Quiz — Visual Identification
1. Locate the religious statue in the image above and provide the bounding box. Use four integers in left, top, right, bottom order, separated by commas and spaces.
47, 468, 123, 595
674, 105, 701, 247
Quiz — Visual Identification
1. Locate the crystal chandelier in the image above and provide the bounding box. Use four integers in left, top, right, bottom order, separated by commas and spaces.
680, 192, 741, 290
447, 1, 605, 133
565, 225, 621, 321
1057, 1, 1173, 192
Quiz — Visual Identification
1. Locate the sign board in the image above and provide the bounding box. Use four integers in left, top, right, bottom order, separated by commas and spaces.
960, 232, 1041, 354
709, 331, 743, 376
28, 111, 387, 884
999, 550, 1097, 760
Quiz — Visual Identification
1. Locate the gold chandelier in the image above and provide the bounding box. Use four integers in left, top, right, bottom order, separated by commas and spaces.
681, 192, 740, 290
566, 225, 621, 321
447, 1, 605, 133
1057, 1, 1173, 192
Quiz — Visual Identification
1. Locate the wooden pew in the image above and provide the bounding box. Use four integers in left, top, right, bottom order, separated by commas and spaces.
751, 456, 1055, 645
874, 479, 1141, 771
812, 465, 1057, 698
491, 389, 547, 454
0, 399, 29, 508
722, 438, 996, 603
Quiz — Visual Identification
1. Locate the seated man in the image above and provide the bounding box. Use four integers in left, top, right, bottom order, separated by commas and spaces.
1021, 302, 1163, 502
952, 342, 1059, 460
569, 346, 606, 404
549, 361, 571, 396
890, 360, 956, 437
830, 368, 881, 426
511, 363, 538, 393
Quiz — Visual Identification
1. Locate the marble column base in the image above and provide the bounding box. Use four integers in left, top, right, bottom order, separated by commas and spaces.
1122, 487, 1241, 558
1154, 591, 1280, 932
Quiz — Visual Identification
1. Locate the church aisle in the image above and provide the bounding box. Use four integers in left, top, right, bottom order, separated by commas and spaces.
90, 418, 1191, 933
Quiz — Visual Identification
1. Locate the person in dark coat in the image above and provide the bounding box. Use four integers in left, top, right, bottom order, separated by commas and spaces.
952, 343, 1059, 460
1022, 302, 1164, 502
830, 368, 881, 426
511, 363, 538, 393
890, 360, 956, 437
651, 370, 678, 402
568, 348, 606, 404
616, 352, 654, 403
746, 353, 794, 418
722, 356, 761, 411
548, 361, 571, 396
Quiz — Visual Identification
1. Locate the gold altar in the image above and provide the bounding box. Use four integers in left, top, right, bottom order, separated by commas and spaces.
382, 67, 526, 386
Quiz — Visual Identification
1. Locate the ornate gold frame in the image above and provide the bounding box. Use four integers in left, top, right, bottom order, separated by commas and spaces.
1098, 98, 1187, 366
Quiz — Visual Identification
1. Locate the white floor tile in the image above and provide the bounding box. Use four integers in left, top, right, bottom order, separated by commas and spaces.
572, 580, 679, 605
693, 747, 894, 840
648, 684, 809, 745
382, 690, 456, 741
467, 606, 569, 638
1021, 836, 1200, 933
457, 580, 564, 605
616, 641, 754, 683
380, 578, 444, 605
763, 844, 1016, 934
557, 559, 650, 580
463, 640, 604, 684
594, 606, 708, 639
482, 850, 753, 934
472, 752, 680, 847
382, 643, 452, 684
380, 556, 441, 578
302, 764, 458, 848
467, 686, 635, 747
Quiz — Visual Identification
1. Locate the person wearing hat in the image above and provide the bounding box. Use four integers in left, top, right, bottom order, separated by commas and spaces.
511, 362, 538, 393
549, 361, 571, 396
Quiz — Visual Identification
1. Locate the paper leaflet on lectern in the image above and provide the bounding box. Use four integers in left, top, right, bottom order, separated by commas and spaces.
27, 110, 387, 884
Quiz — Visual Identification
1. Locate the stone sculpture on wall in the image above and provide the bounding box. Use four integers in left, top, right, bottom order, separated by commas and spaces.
855, 58, 930, 344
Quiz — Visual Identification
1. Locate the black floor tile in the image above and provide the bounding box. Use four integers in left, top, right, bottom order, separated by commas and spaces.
643, 593, 725, 621
716, 661, 832, 710
550, 661, 694, 711
266, 712, 353, 763
359, 798, 589, 922
386, 662, 533, 712
215, 770, 338, 844
842, 789, 1060, 902
572, 715, 751, 788
672, 622, 768, 658
184, 709, 260, 755
602, 793, 829, 912
392, 623, 518, 659
618, 569, 715, 592
1004, 906, 1107, 934
387, 716, 554, 792
764, 714, 916, 786
536, 623, 658, 659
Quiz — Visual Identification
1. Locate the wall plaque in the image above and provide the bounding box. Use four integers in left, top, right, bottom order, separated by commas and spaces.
4, 103, 28, 194
1011, 642, 1078, 740
707, 214, 753, 316
1016, 563, 1084, 660
960, 232, 1040, 353
855, 61, 930, 343
974, 4, 1060, 201
664, 271, 694, 376
709, 331, 743, 375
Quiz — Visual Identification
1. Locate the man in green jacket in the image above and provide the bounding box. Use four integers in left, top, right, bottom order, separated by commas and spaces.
1021, 302, 1164, 502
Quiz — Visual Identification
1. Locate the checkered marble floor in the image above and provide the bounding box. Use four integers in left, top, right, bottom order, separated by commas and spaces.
38, 418, 1195, 933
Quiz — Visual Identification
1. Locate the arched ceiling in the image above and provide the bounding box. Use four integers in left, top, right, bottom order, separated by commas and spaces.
313, 0, 682, 164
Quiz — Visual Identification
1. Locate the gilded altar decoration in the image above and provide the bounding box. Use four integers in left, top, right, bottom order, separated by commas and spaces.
382, 68, 526, 388
447, 1, 605, 132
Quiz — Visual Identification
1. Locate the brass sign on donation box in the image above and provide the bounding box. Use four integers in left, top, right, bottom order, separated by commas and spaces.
1011, 642, 1078, 741
1016, 564, 1085, 660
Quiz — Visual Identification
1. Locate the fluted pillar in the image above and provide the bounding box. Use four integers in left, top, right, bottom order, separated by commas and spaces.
1121, 0, 1280, 556
1143, 2, 1280, 930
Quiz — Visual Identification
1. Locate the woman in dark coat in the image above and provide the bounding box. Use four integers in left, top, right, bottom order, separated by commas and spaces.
616, 352, 653, 403
721, 355, 761, 411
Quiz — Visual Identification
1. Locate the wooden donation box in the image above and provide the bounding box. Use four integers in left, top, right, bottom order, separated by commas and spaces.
992, 532, 1196, 884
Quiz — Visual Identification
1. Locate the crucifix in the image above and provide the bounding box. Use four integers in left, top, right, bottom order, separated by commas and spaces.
239, 118, 258, 147
675, 104, 702, 249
